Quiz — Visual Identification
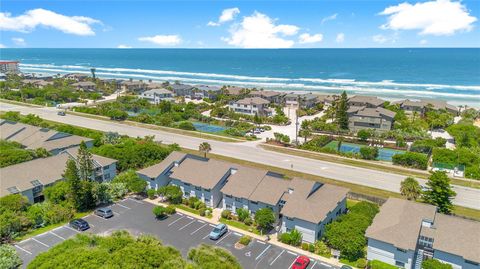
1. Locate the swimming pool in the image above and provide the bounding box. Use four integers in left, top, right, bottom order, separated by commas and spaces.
192, 122, 228, 133
324, 141, 405, 161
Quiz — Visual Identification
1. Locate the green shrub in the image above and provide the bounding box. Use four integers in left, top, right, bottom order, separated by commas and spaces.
188, 197, 199, 208
359, 146, 379, 160
146, 189, 156, 200
308, 243, 315, 252
369, 260, 399, 269
178, 121, 196, 131
165, 205, 176, 215
279, 233, 292, 244
152, 206, 167, 219
422, 259, 453, 269
314, 241, 331, 257
301, 242, 309, 251
356, 258, 367, 269
158, 185, 183, 204
238, 235, 251, 246
279, 229, 302, 246
392, 152, 428, 170
357, 129, 373, 142
254, 208, 275, 231
236, 208, 250, 222
0, 244, 22, 269
199, 208, 206, 217
243, 217, 253, 226
221, 210, 232, 219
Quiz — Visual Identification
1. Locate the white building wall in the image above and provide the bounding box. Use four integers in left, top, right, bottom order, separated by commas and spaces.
366, 238, 415, 269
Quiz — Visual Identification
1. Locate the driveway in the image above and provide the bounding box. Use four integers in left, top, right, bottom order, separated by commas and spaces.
15, 198, 337, 269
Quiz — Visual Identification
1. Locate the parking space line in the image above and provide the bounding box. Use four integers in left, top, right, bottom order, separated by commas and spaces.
50, 231, 65, 240
168, 216, 185, 226
202, 233, 211, 239
116, 203, 131, 210
287, 250, 297, 255
311, 261, 318, 269
256, 240, 266, 245
233, 232, 242, 236
32, 238, 49, 248
270, 250, 285, 266
179, 220, 196, 231
112, 211, 121, 215
191, 224, 207, 235
320, 262, 332, 268
255, 245, 271, 261
186, 216, 194, 220
209, 224, 216, 227
52, 226, 64, 232
178, 213, 184, 216
64, 225, 80, 233
15, 245, 32, 255
215, 231, 231, 245
127, 198, 144, 204
288, 255, 299, 269
197, 220, 205, 224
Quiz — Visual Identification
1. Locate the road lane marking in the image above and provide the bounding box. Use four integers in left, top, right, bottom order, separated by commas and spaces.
215, 231, 231, 245
191, 224, 207, 235
270, 250, 285, 266
178, 213, 184, 216
209, 224, 216, 227
311, 261, 318, 268
112, 211, 121, 215
116, 203, 131, 210
179, 220, 196, 230
127, 197, 144, 204
202, 233, 211, 239
288, 255, 299, 269
50, 231, 65, 240
320, 262, 332, 268
168, 216, 185, 226
32, 238, 49, 248
255, 245, 271, 261
64, 226, 80, 233
15, 245, 32, 255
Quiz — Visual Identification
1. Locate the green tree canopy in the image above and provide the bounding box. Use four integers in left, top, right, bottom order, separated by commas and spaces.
423, 172, 456, 214
400, 177, 422, 201
112, 169, 147, 194
254, 208, 275, 232
0, 244, 22, 269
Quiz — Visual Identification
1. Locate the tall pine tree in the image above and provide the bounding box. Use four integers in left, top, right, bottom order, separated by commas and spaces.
77, 141, 94, 181
423, 171, 456, 214
336, 91, 349, 130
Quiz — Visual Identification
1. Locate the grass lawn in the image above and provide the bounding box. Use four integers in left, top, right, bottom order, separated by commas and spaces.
15, 211, 91, 242
261, 144, 480, 190
182, 149, 480, 221
347, 199, 360, 209
174, 204, 213, 219
219, 218, 260, 235
340, 258, 359, 268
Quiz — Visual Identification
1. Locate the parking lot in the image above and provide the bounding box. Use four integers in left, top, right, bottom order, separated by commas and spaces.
16, 197, 338, 269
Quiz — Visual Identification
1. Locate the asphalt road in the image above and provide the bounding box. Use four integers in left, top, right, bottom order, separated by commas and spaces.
1, 102, 479, 210
15, 198, 336, 269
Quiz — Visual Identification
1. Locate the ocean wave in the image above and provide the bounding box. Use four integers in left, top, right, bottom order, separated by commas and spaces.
20, 66, 480, 100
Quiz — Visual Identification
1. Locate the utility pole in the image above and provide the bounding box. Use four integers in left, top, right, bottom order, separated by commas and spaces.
295, 112, 299, 145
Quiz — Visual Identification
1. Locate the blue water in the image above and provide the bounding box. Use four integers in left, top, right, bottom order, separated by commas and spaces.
1, 48, 479, 107
192, 122, 227, 133
328, 141, 405, 162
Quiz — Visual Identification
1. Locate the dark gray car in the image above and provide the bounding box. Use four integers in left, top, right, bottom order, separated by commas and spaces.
94, 207, 114, 218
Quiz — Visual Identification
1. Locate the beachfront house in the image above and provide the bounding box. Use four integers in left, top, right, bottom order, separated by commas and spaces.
192, 85, 222, 100
1, 120, 94, 155
71, 81, 96, 92
169, 83, 194, 97
366, 198, 480, 269
348, 95, 385, 108
0, 149, 117, 203
250, 90, 284, 104
348, 106, 396, 133
229, 97, 272, 116
121, 80, 147, 93
284, 93, 319, 109
316, 94, 338, 108
224, 86, 247, 96
21, 79, 54, 89
63, 73, 89, 81
139, 88, 175, 104
0, 60, 20, 74
392, 99, 459, 115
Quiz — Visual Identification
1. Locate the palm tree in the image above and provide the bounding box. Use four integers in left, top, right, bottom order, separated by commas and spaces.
199, 142, 211, 158
400, 177, 422, 201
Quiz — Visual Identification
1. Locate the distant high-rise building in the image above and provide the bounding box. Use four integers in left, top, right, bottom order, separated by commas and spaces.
0, 60, 20, 74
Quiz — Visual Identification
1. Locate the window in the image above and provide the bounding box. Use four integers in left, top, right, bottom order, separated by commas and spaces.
465, 260, 479, 266
251, 201, 258, 205
184, 183, 191, 186
226, 204, 232, 210
396, 248, 407, 253
226, 194, 232, 198
235, 197, 242, 202
195, 186, 201, 191
104, 174, 110, 180
104, 165, 109, 170
395, 261, 405, 268
286, 216, 293, 221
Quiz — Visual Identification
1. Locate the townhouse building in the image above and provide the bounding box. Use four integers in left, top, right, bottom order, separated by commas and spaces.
348, 95, 385, 108
121, 80, 147, 93
392, 99, 458, 115
249, 90, 285, 104
348, 106, 396, 133
229, 97, 272, 116
284, 93, 319, 109
366, 198, 479, 269
71, 81, 96, 92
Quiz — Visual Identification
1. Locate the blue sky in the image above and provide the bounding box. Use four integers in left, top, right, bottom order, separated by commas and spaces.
1, 0, 479, 48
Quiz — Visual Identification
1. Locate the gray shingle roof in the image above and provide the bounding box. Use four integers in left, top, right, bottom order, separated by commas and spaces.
236, 97, 270, 105
136, 152, 187, 178
348, 95, 385, 107
170, 157, 233, 189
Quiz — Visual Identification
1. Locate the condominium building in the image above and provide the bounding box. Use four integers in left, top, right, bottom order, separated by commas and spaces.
366, 198, 480, 269
229, 97, 272, 116
139, 88, 175, 104
0, 60, 20, 74
348, 106, 396, 132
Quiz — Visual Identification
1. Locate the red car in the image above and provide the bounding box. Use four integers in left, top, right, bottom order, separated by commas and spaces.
292, 255, 310, 269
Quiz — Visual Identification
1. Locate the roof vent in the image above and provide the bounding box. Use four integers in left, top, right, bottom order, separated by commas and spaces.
287, 187, 294, 194
230, 168, 238, 175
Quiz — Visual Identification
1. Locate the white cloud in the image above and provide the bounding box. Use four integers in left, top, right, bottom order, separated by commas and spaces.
372, 34, 388, 44
0, 8, 101, 36
222, 11, 299, 48
0, 44, 6, 48
298, 33, 323, 44
208, 7, 240, 26
117, 44, 132, 49
12, 37, 26, 46
336, 33, 345, 43
420, 39, 428, 45
138, 35, 182, 46
379, 0, 477, 36
321, 13, 338, 24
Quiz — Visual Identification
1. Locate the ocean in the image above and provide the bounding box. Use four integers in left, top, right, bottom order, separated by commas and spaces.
1, 48, 479, 107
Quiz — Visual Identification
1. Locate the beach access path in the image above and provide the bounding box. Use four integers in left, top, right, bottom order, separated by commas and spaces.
1, 101, 479, 210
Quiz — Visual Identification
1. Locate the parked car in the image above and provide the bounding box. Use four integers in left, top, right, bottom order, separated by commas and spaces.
291, 255, 310, 269
94, 207, 113, 218
209, 223, 228, 240
57, 111, 66, 116
69, 219, 90, 231
340, 266, 353, 269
